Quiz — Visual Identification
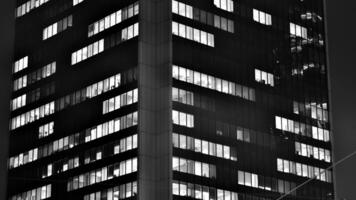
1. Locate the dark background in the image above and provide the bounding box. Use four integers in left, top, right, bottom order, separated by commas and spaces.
0, 0, 355, 199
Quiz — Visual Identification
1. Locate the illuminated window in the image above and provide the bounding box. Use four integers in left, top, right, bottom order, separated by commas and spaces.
43, 15, 72, 40
173, 65, 255, 101
88, 3, 138, 37
39, 122, 54, 139
253, 9, 272, 25
255, 69, 274, 86
172, 22, 215, 47
172, 110, 194, 128
13, 56, 28, 74
213, 0, 233, 12
290, 22, 307, 39
103, 89, 138, 114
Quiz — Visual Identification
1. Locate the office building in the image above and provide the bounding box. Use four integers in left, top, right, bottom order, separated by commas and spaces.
7, 0, 333, 199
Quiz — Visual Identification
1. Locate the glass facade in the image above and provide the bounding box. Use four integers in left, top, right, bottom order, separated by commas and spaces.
8, 0, 333, 200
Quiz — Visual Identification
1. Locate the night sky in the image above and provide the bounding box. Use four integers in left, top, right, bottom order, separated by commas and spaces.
0, 1, 355, 199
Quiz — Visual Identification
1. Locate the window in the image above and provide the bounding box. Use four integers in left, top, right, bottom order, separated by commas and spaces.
30, 62, 57, 83
275, 115, 330, 142
88, 3, 139, 37
43, 15, 72, 40
73, 0, 84, 6
276, 158, 332, 183
10, 185, 51, 200
294, 101, 329, 122
172, 87, 194, 105
13, 75, 28, 91
72, 39, 104, 65
13, 56, 28, 74
39, 122, 54, 139
253, 9, 272, 25
173, 65, 255, 101
9, 112, 138, 169
172, 110, 194, 128
11, 101, 55, 130
103, 89, 138, 114
172, 0, 193, 19
11, 94, 26, 111
213, 0, 233, 12
121, 23, 139, 40
295, 142, 331, 163
173, 181, 238, 200
16, 0, 51, 18
84, 181, 137, 200
255, 69, 274, 86
238, 171, 259, 188
173, 157, 215, 178
172, 22, 214, 47
67, 158, 137, 191
290, 22, 307, 39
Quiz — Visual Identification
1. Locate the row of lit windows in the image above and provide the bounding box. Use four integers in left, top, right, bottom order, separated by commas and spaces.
14, 62, 56, 92
10, 185, 51, 200
38, 121, 54, 139
13, 76, 27, 91
172, 133, 237, 161
84, 112, 138, 143
13, 56, 28, 74
172, 110, 194, 128
277, 158, 332, 183
275, 116, 330, 142
29, 62, 56, 86
172, 0, 234, 33
254, 69, 274, 86
237, 170, 297, 195
295, 142, 331, 163
290, 22, 308, 39
173, 180, 238, 200
238, 170, 258, 189
172, 87, 194, 106
16, 0, 83, 18
85, 134, 138, 165
293, 101, 329, 122
172, 0, 193, 18
71, 39, 104, 65
67, 157, 137, 191
9, 112, 138, 169
41, 157, 79, 178
73, 0, 84, 6
10, 101, 55, 130
11, 72, 122, 130
213, 0, 234, 12
41, 134, 137, 178
11, 94, 26, 111
72, 23, 139, 65
172, 22, 215, 47
43, 15, 72, 40
83, 181, 137, 200
173, 157, 216, 178
253, 9, 272, 25
122, 22, 139, 41
103, 89, 138, 114
56, 73, 121, 111
173, 65, 256, 101
88, 2, 139, 37
16, 0, 50, 18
